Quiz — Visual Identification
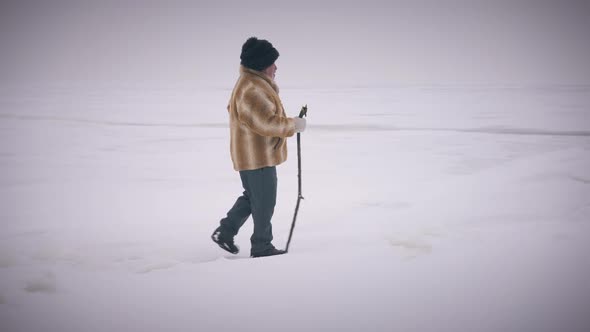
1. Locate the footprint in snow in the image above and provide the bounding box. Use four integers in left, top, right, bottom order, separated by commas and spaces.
24, 272, 57, 294
135, 261, 178, 274
388, 239, 433, 258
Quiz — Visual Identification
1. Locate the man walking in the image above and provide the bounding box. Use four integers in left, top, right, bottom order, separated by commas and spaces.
212, 37, 307, 258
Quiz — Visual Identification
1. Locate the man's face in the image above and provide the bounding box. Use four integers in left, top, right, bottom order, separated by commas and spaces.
263, 63, 277, 80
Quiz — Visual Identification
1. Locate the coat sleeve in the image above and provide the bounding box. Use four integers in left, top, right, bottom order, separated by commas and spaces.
236, 88, 296, 138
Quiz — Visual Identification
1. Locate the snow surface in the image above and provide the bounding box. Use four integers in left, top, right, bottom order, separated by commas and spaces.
1, 84, 589, 332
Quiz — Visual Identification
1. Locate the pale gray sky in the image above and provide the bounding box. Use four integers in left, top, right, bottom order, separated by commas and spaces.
1, 0, 589, 88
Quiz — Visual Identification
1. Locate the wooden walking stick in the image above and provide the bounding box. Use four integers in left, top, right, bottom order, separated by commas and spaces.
285, 105, 307, 253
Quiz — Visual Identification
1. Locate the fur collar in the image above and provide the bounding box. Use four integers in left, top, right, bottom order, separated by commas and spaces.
240, 66, 279, 93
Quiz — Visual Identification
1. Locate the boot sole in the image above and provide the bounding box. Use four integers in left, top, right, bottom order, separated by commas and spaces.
211, 233, 239, 254
251, 251, 286, 258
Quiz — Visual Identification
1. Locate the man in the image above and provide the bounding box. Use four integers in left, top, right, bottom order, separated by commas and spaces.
212, 37, 306, 258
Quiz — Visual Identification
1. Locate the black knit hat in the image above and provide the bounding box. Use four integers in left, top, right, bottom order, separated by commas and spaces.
240, 37, 279, 71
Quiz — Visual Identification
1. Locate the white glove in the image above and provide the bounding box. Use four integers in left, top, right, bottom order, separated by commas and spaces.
293, 117, 306, 133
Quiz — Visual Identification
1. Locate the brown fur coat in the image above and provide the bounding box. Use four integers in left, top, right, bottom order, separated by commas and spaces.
228, 66, 296, 171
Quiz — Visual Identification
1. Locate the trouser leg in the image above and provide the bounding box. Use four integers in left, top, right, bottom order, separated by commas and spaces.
219, 190, 251, 237
240, 166, 277, 254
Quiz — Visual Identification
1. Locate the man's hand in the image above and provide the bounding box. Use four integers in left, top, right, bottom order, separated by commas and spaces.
293, 117, 306, 133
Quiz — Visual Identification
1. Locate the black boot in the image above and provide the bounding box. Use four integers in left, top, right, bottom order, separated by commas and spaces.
251, 247, 286, 258
211, 228, 239, 254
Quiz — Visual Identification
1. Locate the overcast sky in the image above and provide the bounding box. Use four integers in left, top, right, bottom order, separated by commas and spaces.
1, 0, 589, 89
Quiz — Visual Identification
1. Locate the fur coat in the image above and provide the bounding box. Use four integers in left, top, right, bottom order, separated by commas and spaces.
227, 66, 296, 171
